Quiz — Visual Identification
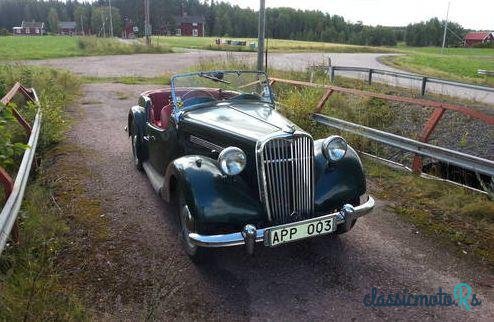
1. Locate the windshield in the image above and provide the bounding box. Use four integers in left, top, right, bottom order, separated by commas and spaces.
170, 71, 273, 108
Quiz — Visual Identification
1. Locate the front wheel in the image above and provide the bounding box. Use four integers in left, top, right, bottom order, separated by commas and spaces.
177, 189, 207, 262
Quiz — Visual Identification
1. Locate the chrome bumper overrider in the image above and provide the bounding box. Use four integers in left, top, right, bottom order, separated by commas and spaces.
188, 196, 375, 254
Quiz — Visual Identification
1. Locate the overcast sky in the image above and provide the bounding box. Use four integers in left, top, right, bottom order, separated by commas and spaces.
227, 0, 493, 30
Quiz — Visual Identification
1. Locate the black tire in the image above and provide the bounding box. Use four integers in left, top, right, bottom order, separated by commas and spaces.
177, 188, 207, 263
130, 122, 144, 171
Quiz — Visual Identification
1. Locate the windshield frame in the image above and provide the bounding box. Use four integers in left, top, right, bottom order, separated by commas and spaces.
170, 70, 274, 110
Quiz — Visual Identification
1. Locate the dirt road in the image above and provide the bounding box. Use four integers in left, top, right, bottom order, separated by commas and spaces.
62, 82, 493, 320
27, 50, 494, 104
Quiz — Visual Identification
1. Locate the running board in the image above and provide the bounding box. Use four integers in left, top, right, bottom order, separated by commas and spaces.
142, 162, 164, 194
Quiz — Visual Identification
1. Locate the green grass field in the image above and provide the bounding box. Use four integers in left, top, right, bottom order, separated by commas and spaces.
152, 36, 399, 53
382, 45, 494, 86
0, 36, 171, 60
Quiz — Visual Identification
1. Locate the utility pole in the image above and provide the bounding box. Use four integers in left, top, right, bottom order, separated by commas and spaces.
441, 1, 450, 54
109, 0, 114, 37
144, 0, 151, 46
257, 0, 266, 71
101, 12, 106, 37
80, 15, 85, 36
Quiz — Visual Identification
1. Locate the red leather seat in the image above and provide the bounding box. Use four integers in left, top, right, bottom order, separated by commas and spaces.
147, 91, 171, 128
160, 104, 173, 129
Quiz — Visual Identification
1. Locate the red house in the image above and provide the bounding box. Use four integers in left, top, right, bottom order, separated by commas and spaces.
12, 21, 45, 36
174, 14, 205, 37
463, 32, 494, 47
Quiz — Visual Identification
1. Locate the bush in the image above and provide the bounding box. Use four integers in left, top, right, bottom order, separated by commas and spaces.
0, 65, 80, 170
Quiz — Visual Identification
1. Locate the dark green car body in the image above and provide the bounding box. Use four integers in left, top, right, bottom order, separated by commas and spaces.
128, 71, 374, 255
128, 86, 368, 237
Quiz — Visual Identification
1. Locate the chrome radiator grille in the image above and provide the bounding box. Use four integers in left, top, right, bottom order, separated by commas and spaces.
258, 134, 314, 224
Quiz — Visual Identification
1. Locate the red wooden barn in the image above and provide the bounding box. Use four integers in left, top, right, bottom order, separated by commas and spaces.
174, 14, 205, 37
12, 21, 45, 36
463, 32, 494, 47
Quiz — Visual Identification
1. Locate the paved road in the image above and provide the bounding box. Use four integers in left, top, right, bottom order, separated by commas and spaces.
59, 82, 494, 320
27, 50, 494, 105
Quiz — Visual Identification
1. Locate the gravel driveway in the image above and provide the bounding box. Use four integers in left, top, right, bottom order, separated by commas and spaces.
62, 82, 494, 320
26, 50, 494, 104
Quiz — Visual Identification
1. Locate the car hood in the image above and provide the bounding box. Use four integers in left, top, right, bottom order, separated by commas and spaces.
181, 100, 300, 141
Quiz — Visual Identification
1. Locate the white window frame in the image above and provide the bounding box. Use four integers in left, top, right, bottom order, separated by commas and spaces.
176, 28, 181, 36
25, 28, 30, 34
192, 29, 198, 37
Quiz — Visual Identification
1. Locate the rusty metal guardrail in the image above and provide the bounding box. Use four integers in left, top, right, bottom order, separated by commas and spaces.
312, 114, 494, 177
329, 66, 494, 96
0, 83, 41, 254
269, 77, 494, 183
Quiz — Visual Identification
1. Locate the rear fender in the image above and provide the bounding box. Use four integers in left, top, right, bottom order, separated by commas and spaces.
128, 105, 146, 137
128, 105, 148, 160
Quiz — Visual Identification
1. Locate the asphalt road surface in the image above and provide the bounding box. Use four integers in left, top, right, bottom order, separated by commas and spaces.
27, 50, 494, 105
61, 82, 494, 320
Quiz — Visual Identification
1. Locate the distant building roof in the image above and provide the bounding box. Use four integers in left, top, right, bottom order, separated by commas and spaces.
59, 21, 76, 29
464, 32, 492, 41
21, 21, 44, 29
175, 15, 205, 24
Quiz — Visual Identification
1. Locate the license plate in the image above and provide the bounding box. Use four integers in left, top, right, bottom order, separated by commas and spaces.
265, 216, 336, 247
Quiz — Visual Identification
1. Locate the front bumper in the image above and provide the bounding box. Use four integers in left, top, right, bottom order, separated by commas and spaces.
188, 195, 375, 253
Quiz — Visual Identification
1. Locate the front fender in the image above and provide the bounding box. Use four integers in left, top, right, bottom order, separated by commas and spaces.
164, 155, 265, 234
313, 139, 366, 214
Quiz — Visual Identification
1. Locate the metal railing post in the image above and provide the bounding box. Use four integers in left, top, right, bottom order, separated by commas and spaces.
368, 69, 373, 85
421, 77, 428, 96
330, 66, 335, 83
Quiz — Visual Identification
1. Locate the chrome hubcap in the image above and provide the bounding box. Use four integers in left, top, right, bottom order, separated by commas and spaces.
180, 205, 197, 252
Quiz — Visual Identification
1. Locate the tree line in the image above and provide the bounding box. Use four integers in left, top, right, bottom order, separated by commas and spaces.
0, 0, 468, 47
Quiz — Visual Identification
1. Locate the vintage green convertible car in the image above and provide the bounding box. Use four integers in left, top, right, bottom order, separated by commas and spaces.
128, 70, 374, 260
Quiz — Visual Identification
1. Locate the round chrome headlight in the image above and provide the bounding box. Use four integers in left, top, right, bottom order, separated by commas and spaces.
323, 136, 347, 162
218, 147, 246, 176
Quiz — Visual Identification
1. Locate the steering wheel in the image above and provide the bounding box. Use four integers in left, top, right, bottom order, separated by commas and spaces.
180, 89, 217, 107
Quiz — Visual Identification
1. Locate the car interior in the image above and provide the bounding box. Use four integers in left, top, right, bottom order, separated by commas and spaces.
142, 88, 243, 129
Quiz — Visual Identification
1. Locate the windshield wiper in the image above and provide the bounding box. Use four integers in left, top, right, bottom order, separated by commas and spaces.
199, 73, 231, 84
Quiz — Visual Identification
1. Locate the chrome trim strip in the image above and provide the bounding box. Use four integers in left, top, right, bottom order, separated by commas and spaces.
188, 196, 375, 248
189, 135, 224, 152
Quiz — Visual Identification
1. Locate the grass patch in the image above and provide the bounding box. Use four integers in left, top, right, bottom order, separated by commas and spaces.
0, 36, 172, 61
381, 46, 494, 87
364, 158, 494, 266
0, 65, 90, 319
153, 36, 399, 53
